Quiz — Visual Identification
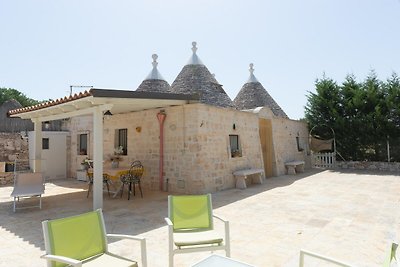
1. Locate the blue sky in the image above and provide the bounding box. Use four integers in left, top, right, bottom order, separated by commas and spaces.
1, 0, 399, 119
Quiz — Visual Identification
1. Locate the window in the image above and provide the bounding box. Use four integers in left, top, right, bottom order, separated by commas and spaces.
116, 129, 128, 155
42, 138, 49, 150
79, 134, 88, 155
229, 135, 242, 158
296, 136, 304, 152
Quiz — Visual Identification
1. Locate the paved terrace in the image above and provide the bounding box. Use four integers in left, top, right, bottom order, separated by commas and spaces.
0, 169, 399, 267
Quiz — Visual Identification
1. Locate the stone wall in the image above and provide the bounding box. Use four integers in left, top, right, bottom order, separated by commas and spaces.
67, 104, 311, 193
179, 104, 263, 193
270, 118, 311, 175
101, 104, 263, 193
254, 107, 311, 176
336, 161, 400, 172
68, 115, 93, 179
0, 132, 29, 162
69, 104, 264, 193
0, 132, 29, 185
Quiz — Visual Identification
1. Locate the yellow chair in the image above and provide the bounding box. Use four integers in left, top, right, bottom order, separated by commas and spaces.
42, 209, 147, 267
86, 168, 111, 198
165, 194, 230, 267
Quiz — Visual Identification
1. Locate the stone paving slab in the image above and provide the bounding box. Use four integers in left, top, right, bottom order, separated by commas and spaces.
0, 169, 399, 267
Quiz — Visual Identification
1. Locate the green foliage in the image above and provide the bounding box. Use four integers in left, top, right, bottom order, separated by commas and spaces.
305, 72, 400, 162
0, 88, 40, 107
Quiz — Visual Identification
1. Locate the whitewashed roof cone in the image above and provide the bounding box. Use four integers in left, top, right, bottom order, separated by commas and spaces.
186, 42, 204, 65
233, 63, 288, 118
145, 54, 165, 80
247, 63, 259, 83
136, 54, 172, 93
171, 42, 233, 108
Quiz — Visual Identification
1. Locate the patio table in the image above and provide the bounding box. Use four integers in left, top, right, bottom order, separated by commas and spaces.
87, 167, 130, 197
103, 167, 130, 180
87, 167, 130, 180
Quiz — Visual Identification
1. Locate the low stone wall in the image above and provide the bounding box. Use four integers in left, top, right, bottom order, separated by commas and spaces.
0, 132, 29, 186
0, 173, 14, 185
336, 161, 400, 172
0, 132, 29, 162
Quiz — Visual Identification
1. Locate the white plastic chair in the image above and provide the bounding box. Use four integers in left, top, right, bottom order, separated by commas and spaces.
10, 172, 44, 212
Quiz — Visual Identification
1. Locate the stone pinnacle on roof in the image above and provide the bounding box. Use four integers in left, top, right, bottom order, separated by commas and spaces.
171, 42, 233, 108
145, 54, 165, 81
233, 63, 288, 118
186, 41, 204, 65
136, 54, 172, 93
247, 63, 259, 83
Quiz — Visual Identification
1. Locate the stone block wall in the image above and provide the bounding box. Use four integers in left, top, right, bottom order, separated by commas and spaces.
337, 161, 400, 172
269, 118, 310, 176
176, 104, 263, 193
249, 107, 311, 176
68, 103, 309, 193
68, 115, 93, 178
0, 132, 29, 185
82, 103, 264, 194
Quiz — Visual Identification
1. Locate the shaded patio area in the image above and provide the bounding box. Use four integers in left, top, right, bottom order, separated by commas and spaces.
0, 169, 399, 266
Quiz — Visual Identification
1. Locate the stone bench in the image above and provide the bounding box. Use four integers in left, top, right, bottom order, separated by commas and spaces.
233, 168, 264, 189
285, 161, 305, 175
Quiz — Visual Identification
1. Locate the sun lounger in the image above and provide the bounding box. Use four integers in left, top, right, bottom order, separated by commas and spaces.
11, 172, 44, 212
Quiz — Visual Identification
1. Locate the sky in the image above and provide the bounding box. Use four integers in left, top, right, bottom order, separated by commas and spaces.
1, 0, 400, 120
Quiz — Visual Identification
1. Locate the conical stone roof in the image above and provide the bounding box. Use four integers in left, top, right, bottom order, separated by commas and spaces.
136, 54, 172, 93
233, 64, 288, 118
171, 42, 233, 108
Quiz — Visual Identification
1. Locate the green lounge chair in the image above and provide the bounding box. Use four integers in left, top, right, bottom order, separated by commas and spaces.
299, 242, 398, 267
165, 194, 230, 267
42, 209, 147, 267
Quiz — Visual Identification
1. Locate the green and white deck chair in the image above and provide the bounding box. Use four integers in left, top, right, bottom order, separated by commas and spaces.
42, 209, 147, 267
165, 194, 230, 267
299, 242, 398, 267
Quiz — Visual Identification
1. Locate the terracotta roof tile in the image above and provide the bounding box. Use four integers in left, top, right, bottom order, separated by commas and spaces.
8, 90, 92, 115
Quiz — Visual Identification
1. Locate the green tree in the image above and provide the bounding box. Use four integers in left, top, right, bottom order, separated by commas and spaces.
382, 73, 400, 161
305, 72, 400, 162
305, 75, 342, 138
0, 88, 40, 107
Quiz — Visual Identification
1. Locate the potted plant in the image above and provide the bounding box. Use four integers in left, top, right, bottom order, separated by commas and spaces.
80, 158, 92, 170
109, 146, 123, 168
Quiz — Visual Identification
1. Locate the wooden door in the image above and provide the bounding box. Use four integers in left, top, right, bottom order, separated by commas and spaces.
259, 119, 273, 177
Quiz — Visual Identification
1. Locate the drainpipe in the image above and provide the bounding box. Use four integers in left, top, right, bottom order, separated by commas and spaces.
157, 110, 167, 191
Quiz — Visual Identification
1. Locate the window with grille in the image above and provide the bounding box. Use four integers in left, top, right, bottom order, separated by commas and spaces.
116, 129, 128, 155
42, 138, 49, 150
229, 135, 242, 158
79, 134, 88, 155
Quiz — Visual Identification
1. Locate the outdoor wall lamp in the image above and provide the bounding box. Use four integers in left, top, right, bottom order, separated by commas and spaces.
104, 110, 113, 116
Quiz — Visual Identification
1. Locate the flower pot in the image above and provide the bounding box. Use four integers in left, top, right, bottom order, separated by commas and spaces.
111, 161, 119, 169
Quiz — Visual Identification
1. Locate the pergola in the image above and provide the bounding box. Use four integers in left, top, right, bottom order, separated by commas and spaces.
9, 88, 198, 210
